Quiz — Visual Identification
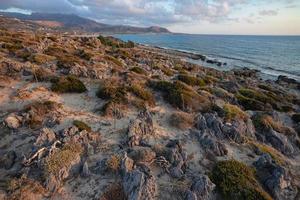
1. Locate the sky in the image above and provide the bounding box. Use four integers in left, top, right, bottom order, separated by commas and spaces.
0, 0, 299, 35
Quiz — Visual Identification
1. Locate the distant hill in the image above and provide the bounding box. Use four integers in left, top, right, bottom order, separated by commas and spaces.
0, 12, 171, 34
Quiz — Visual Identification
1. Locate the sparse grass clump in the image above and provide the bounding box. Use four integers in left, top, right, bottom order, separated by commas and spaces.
177, 74, 206, 86
73, 120, 92, 132
161, 67, 174, 76
223, 103, 249, 122
149, 80, 210, 111
45, 143, 83, 176
128, 84, 155, 106
104, 55, 123, 66
169, 112, 194, 130
51, 76, 87, 93
251, 142, 284, 165
130, 67, 147, 75
211, 160, 272, 200
32, 67, 54, 82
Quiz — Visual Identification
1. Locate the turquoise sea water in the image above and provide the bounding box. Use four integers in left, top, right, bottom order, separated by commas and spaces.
115, 34, 300, 81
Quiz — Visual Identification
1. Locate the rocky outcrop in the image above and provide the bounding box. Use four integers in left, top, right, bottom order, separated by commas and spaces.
185, 175, 216, 200
128, 146, 156, 164
34, 128, 56, 147
122, 165, 157, 200
254, 154, 298, 200
0, 150, 17, 169
128, 110, 155, 147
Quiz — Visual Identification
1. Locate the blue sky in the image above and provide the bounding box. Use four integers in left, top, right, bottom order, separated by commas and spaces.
0, 0, 299, 35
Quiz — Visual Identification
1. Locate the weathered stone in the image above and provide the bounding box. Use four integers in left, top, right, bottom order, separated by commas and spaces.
81, 161, 91, 177
4, 113, 22, 129
254, 154, 298, 200
122, 165, 157, 200
190, 175, 216, 200
128, 110, 155, 147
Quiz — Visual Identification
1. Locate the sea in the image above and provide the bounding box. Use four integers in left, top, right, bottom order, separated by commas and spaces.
114, 34, 300, 81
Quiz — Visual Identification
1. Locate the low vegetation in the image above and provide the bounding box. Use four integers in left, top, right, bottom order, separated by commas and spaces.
29, 53, 56, 64
100, 183, 127, 200
106, 154, 121, 172
252, 114, 286, 133
251, 142, 284, 165
128, 84, 155, 106
211, 160, 272, 200
96, 80, 127, 103
130, 67, 147, 75
51, 76, 87, 93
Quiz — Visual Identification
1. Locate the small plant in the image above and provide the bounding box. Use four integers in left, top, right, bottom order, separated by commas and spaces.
223, 103, 249, 122
161, 67, 174, 76
211, 160, 272, 200
130, 67, 147, 75
169, 112, 194, 130
250, 142, 284, 165
252, 114, 285, 133
73, 120, 92, 132
32, 67, 54, 82
51, 76, 87, 93
104, 55, 123, 66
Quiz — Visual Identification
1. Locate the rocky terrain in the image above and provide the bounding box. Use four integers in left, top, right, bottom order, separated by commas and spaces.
0, 16, 300, 200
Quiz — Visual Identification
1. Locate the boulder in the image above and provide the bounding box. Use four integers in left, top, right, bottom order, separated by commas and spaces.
81, 161, 91, 177
128, 110, 155, 147
0, 150, 17, 169
4, 113, 22, 129
254, 154, 297, 200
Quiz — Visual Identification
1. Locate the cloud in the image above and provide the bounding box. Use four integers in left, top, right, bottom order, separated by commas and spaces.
259, 9, 278, 16
0, 0, 251, 26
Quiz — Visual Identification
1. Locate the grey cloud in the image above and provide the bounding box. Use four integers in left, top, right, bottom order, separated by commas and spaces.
259, 9, 278, 16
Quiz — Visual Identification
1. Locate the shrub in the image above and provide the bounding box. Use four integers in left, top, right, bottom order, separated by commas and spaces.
149, 80, 211, 111
29, 53, 56, 64
32, 67, 54, 82
252, 114, 285, 133
236, 93, 267, 111
211, 160, 272, 200
223, 103, 249, 122
96, 81, 127, 103
51, 76, 87, 93
161, 67, 174, 76
76, 49, 93, 61
101, 101, 126, 119
45, 143, 83, 176
130, 67, 147, 75
177, 74, 206, 86
73, 120, 92, 132
57, 54, 82, 69
100, 183, 127, 200
169, 112, 194, 130
128, 84, 155, 106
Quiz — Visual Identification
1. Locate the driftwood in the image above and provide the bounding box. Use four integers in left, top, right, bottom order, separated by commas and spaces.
23, 140, 61, 166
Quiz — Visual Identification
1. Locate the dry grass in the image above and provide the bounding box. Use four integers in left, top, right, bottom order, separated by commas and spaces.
106, 154, 121, 172
100, 183, 127, 200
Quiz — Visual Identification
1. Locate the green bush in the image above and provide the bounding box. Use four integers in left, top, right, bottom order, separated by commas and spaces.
177, 74, 206, 86
51, 76, 87, 93
223, 103, 248, 122
211, 160, 272, 200
73, 120, 92, 132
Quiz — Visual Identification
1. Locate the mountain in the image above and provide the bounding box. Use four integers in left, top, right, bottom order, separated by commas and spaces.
0, 12, 171, 34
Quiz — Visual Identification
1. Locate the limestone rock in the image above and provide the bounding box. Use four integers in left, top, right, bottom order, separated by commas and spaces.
254, 154, 298, 200
189, 175, 216, 200
0, 150, 17, 169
